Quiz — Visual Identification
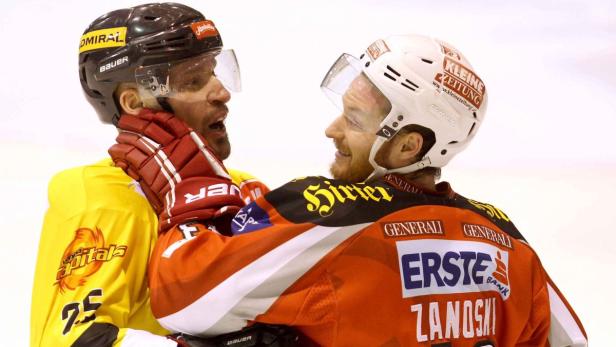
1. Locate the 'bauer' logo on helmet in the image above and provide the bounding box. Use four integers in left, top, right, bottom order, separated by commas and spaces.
79, 27, 127, 53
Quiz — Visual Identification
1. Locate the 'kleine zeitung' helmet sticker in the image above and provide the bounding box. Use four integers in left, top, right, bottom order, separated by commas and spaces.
433, 46, 486, 111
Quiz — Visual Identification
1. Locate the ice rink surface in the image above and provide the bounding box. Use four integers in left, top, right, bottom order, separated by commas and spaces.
1, 0, 614, 345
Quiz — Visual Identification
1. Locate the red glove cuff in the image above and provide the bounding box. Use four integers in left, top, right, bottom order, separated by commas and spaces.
159, 177, 244, 233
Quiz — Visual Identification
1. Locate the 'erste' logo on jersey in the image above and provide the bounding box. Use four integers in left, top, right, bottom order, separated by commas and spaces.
397, 239, 510, 300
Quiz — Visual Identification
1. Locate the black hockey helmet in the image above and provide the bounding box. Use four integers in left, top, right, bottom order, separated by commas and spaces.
79, 3, 225, 125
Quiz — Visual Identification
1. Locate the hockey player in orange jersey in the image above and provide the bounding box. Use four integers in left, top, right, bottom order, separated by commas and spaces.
110, 35, 587, 346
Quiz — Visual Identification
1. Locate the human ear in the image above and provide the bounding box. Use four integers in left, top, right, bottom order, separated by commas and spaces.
117, 87, 143, 115
399, 132, 424, 163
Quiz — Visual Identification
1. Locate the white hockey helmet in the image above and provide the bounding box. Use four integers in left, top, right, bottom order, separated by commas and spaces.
321, 34, 488, 181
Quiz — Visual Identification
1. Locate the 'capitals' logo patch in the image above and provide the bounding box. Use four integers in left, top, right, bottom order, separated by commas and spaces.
231, 203, 272, 235
56, 228, 127, 293
396, 239, 510, 300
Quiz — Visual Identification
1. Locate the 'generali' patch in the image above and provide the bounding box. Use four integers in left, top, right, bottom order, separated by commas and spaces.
434, 57, 485, 109
381, 220, 444, 238
190, 20, 218, 40
462, 223, 514, 249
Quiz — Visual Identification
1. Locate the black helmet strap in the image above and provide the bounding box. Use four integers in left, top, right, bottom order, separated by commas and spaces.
156, 97, 174, 114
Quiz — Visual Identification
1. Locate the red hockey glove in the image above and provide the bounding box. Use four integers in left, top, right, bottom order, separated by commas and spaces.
108, 109, 244, 233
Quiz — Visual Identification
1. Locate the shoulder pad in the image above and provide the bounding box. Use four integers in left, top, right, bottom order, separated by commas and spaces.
455, 195, 526, 241
227, 168, 258, 185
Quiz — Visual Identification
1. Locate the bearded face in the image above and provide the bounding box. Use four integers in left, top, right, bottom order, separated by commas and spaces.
325, 74, 391, 182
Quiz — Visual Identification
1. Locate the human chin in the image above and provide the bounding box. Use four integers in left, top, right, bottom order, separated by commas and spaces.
329, 158, 368, 182
342, 152, 374, 183
210, 135, 231, 160
329, 160, 347, 180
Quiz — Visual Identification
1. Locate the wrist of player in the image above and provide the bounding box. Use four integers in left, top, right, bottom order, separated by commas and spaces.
159, 177, 244, 232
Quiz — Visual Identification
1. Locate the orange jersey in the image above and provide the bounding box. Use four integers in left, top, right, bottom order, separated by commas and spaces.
149, 175, 587, 346
227, 168, 269, 205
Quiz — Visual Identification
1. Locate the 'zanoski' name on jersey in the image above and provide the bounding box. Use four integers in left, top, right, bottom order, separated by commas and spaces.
397, 239, 511, 300
411, 298, 497, 343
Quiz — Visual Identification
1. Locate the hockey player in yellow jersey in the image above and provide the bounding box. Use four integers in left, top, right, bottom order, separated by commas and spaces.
30, 3, 268, 346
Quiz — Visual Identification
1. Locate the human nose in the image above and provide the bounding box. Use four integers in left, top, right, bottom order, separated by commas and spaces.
207, 77, 231, 104
325, 115, 344, 139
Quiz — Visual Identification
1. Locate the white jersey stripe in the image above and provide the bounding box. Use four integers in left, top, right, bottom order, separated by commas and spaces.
158, 223, 370, 336
547, 284, 587, 347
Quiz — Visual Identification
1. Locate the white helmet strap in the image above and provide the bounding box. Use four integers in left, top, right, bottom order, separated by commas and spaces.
365, 135, 432, 182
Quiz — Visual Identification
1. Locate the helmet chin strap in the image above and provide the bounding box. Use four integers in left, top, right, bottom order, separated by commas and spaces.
156, 97, 174, 113
364, 136, 432, 183
139, 92, 175, 114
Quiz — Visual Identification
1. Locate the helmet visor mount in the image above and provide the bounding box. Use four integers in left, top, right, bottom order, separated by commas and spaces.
321, 53, 392, 134
135, 49, 240, 107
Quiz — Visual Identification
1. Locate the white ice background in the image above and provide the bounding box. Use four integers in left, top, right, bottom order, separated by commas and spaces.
0, 0, 614, 345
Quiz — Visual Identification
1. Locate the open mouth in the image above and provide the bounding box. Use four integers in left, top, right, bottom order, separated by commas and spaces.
207, 110, 227, 132
336, 149, 351, 158
209, 120, 226, 131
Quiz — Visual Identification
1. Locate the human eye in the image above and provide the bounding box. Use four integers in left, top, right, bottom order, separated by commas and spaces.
178, 75, 208, 92
344, 114, 364, 130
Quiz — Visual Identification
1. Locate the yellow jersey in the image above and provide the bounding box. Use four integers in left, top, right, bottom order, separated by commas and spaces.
30, 158, 268, 346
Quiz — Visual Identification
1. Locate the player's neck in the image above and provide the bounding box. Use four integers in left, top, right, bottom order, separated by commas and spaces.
382, 172, 437, 194
401, 172, 436, 191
